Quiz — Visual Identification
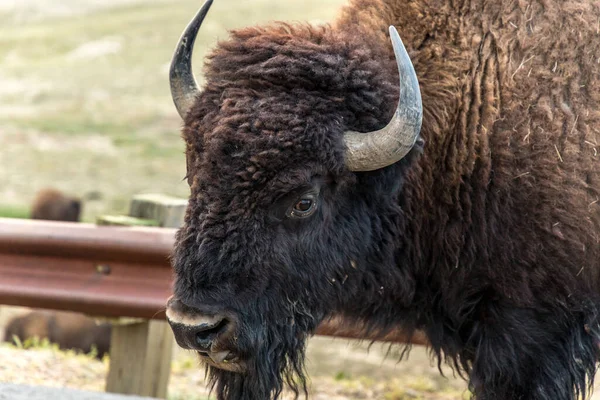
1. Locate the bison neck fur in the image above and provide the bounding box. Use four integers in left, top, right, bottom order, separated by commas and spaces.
173, 0, 600, 399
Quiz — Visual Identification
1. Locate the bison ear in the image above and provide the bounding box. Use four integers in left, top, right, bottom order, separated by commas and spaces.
169, 0, 214, 119
343, 26, 423, 172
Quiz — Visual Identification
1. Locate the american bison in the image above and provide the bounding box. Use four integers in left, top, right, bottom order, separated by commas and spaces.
165, 0, 600, 399
3, 188, 112, 359
4, 310, 111, 359
30, 188, 81, 222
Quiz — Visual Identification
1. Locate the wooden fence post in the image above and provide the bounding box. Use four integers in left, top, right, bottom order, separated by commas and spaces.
101, 194, 186, 399
105, 319, 173, 398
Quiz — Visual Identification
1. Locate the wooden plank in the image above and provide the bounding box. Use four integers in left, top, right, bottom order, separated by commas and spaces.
105, 320, 172, 398
129, 194, 187, 228
96, 215, 159, 227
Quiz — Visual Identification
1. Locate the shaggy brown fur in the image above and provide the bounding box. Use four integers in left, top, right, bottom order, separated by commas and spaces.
30, 188, 81, 222
172, 0, 600, 399
3, 311, 111, 359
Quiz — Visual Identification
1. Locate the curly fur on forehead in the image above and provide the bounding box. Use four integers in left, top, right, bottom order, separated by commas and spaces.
178, 23, 407, 244
182, 23, 399, 168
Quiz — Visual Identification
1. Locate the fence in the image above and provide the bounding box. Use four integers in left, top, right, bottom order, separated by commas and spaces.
0, 217, 425, 398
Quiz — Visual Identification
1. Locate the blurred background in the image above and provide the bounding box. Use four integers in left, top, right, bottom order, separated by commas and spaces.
0, 0, 346, 221
0, 0, 469, 399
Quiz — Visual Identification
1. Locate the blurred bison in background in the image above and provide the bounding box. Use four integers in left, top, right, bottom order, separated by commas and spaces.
3, 188, 112, 359
165, 0, 600, 399
30, 188, 81, 222
4, 311, 111, 359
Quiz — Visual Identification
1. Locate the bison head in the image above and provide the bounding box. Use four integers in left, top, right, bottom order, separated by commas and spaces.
166, 1, 423, 398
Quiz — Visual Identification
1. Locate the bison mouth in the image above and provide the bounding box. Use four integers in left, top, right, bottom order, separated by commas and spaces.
166, 296, 249, 373
166, 295, 314, 398
198, 350, 247, 373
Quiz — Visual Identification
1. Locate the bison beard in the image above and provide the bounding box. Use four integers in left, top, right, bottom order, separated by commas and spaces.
172, 236, 319, 399
206, 313, 310, 399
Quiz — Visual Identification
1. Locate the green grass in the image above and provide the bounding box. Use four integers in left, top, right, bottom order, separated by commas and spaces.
0, 205, 30, 219
0, 0, 347, 138
335, 370, 352, 381
9, 336, 57, 351
96, 215, 160, 226
6, 335, 105, 361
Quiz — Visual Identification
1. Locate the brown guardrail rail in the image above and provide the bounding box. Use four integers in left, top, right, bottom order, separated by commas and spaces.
0, 218, 174, 319
0, 218, 426, 345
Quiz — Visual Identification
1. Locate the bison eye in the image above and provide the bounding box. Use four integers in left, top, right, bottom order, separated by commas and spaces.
288, 193, 318, 218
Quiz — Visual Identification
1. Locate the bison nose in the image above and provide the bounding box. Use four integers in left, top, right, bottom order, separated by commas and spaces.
165, 297, 233, 352
169, 316, 229, 351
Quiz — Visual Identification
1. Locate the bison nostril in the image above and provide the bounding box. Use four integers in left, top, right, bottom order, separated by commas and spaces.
165, 298, 235, 352
195, 318, 229, 349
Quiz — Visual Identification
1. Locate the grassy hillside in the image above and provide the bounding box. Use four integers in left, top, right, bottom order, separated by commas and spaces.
0, 0, 346, 221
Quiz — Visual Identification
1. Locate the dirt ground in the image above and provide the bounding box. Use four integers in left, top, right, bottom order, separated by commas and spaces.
4, 320, 600, 400
0, 306, 468, 400
3, 306, 600, 400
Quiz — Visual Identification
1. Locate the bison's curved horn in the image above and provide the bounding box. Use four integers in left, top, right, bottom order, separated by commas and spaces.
169, 0, 214, 119
344, 26, 423, 171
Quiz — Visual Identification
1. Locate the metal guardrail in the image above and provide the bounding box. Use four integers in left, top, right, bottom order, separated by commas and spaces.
0, 218, 173, 319
0, 218, 426, 344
